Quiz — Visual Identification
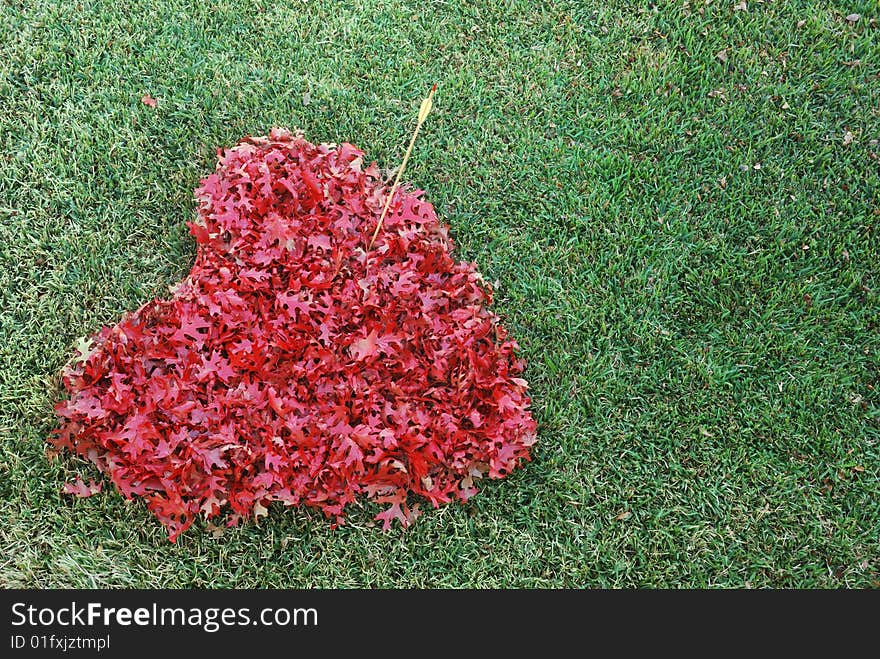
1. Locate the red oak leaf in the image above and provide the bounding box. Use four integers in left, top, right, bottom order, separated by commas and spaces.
62, 478, 102, 498
349, 329, 378, 361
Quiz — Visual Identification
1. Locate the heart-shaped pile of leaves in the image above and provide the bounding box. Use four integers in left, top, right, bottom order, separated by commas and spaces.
51, 128, 537, 541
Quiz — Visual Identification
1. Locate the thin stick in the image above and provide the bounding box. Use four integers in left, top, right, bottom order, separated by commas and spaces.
367, 83, 437, 252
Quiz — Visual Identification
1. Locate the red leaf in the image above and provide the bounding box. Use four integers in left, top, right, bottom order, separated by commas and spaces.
62, 478, 102, 498
301, 165, 323, 202
349, 329, 378, 361
141, 94, 158, 108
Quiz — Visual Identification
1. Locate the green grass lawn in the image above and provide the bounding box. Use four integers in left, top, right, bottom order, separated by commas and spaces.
1, 0, 878, 588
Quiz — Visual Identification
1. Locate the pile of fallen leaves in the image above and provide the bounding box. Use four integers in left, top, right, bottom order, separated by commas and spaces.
51, 129, 537, 541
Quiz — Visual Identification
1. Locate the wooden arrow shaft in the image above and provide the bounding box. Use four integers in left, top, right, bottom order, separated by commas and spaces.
367, 84, 437, 252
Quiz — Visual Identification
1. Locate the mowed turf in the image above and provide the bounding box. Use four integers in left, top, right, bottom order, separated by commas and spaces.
0, 0, 877, 587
